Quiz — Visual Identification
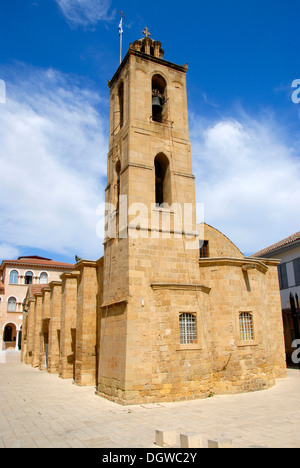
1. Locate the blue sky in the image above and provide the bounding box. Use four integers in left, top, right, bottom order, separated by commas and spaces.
0, 0, 299, 263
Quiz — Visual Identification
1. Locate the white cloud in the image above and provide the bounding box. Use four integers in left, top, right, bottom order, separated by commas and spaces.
190, 114, 300, 254
0, 65, 108, 261
1, 63, 299, 262
55, 0, 115, 27
0, 244, 20, 261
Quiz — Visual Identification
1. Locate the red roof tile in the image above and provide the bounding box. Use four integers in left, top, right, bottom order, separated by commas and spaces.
28, 284, 48, 297
0, 257, 74, 271
252, 231, 300, 258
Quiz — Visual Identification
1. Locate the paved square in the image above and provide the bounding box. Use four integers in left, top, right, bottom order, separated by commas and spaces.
0, 354, 299, 448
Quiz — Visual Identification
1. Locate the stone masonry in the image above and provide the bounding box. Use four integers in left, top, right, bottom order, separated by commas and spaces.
21, 31, 287, 405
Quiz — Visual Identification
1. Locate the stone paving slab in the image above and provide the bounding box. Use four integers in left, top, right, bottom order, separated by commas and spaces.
0, 354, 299, 448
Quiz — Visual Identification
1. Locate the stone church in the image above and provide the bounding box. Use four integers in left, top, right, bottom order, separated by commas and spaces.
22, 31, 286, 405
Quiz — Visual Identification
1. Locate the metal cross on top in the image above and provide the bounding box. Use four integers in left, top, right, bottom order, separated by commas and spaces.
142, 27, 151, 38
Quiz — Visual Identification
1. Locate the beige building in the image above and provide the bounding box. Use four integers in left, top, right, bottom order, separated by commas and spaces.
0, 256, 74, 351
21, 31, 286, 405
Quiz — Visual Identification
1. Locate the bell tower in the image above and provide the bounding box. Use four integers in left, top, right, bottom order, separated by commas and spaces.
98, 30, 203, 405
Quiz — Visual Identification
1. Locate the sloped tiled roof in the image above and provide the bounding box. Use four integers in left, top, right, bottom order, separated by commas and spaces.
23, 284, 50, 305
252, 231, 300, 258
0, 256, 74, 272
27, 284, 48, 298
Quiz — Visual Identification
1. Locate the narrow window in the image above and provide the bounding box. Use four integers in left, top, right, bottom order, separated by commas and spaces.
40, 272, 48, 284
10, 270, 18, 284
155, 159, 164, 205
154, 153, 170, 206
25, 271, 33, 285
239, 312, 254, 341
199, 241, 209, 258
278, 263, 288, 290
7, 297, 17, 312
179, 313, 197, 344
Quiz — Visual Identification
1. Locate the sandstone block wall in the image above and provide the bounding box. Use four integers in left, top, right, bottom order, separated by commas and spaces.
59, 273, 79, 379
31, 294, 42, 368
39, 287, 51, 371
47, 282, 62, 374
74, 262, 98, 386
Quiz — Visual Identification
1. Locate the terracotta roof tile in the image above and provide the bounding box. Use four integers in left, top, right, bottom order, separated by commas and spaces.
0, 258, 74, 271
252, 231, 300, 258
27, 284, 48, 298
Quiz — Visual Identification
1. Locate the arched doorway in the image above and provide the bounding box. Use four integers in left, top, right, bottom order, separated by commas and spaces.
3, 323, 17, 350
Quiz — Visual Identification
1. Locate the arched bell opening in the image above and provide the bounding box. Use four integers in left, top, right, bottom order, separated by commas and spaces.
152, 74, 167, 123
154, 153, 171, 206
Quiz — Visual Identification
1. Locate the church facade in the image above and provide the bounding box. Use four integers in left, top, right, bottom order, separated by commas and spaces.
21, 32, 286, 405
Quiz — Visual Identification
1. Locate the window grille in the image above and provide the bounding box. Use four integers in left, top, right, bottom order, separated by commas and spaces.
40, 273, 48, 284
10, 270, 18, 284
7, 297, 17, 312
239, 312, 254, 341
179, 313, 197, 344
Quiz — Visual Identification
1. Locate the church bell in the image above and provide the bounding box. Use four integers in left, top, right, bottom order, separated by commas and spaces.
152, 96, 162, 112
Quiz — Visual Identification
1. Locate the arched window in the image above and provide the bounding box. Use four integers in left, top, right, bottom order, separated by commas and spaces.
40, 272, 48, 284
7, 297, 17, 312
154, 153, 170, 206
239, 312, 254, 341
10, 270, 18, 284
179, 313, 197, 344
3, 325, 13, 342
25, 271, 33, 285
152, 74, 167, 123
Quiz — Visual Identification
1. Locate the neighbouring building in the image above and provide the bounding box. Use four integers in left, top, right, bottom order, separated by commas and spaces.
253, 232, 300, 365
21, 30, 287, 405
0, 256, 74, 351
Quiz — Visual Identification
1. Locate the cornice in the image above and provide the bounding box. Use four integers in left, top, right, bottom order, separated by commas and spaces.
198, 257, 275, 274
151, 283, 211, 294
108, 48, 188, 89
